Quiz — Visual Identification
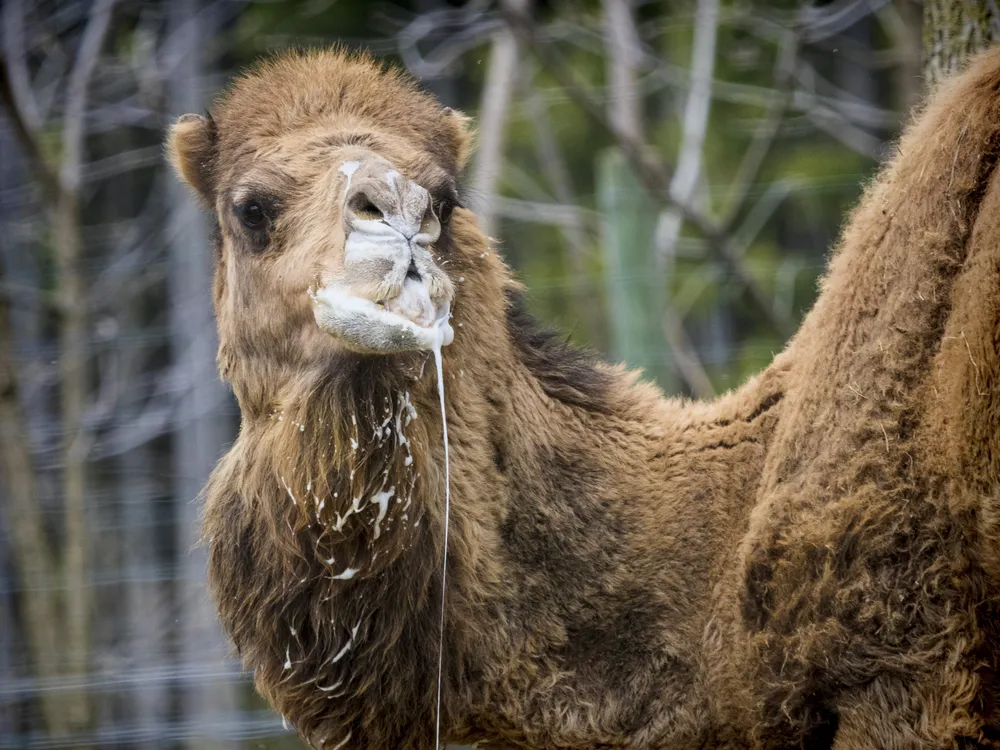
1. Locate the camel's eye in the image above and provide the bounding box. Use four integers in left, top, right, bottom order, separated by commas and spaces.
436, 198, 456, 225
239, 201, 266, 229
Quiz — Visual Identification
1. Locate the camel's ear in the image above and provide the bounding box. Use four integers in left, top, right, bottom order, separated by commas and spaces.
167, 113, 217, 204
442, 107, 474, 171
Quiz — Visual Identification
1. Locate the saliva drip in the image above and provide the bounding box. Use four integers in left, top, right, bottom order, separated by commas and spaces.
432, 316, 451, 750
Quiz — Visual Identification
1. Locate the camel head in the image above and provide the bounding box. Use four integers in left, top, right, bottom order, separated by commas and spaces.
167, 50, 471, 396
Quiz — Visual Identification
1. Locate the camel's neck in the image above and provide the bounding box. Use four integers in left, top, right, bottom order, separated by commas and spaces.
427, 290, 791, 747
204, 288, 788, 748
202, 287, 642, 746
204, 227, 787, 747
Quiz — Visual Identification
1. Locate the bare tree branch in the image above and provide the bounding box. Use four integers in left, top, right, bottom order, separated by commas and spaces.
490, 195, 596, 228
803, 100, 884, 158
501, 3, 793, 337
0, 0, 119, 737
397, 1, 498, 79
726, 178, 797, 262
654, 0, 719, 266
54, 0, 117, 736
550, 14, 898, 131
502, 5, 699, 226
82, 145, 164, 182
470, 0, 530, 237
718, 28, 799, 236
60, 0, 116, 193
603, 0, 644, 143
662, 310, 716, 399
800, 0, 890, 42
0, 0, 41, 130
0, 59, 60, 202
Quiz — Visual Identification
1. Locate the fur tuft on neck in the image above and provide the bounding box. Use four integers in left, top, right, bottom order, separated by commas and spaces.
203, 352, 449, 747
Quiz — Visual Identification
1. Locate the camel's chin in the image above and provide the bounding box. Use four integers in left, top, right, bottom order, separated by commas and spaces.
311, 285, 453, 354
383, 275, 439, 328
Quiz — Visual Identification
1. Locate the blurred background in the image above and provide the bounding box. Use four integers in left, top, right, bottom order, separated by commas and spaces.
0, 0, 989, 747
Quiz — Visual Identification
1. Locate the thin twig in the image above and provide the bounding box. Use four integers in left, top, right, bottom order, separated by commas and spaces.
0, 0, 41, 129
82, 145, 164, 182
718, 28, 800, 236
61, 0, 117, 193
662, 310, 716, 399
0, 60, 61, 202
489, 195, 595, 228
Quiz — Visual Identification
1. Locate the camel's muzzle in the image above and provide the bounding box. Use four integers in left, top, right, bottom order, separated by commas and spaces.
310, 158, 454, 354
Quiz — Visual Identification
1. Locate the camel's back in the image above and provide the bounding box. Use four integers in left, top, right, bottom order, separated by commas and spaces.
706, 48, 1000, 745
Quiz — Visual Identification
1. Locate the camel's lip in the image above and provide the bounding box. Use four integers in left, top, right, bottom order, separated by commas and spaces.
310, 286, 454, 352
373, 299, 435, 329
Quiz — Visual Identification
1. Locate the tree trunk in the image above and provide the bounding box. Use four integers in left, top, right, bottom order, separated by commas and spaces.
166, 0, 239, 744
109, 126, 170, 747
598, 149, 674, 389
53, 185, 94, 736
0, 0, 112, 735
0, 263, 69, 735
924, 0, 1000, 85
52, 1, 117, 738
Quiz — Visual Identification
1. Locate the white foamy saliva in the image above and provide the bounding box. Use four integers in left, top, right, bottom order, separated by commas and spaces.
311, 286, 454, 352
371, 487, 394, 539
331, 640, 351, 663
385, 276, 437, 328
432, 314, 451, 750
339, 161, 360, 193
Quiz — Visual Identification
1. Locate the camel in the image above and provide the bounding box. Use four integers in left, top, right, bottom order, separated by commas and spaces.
167, 47, 1000, 749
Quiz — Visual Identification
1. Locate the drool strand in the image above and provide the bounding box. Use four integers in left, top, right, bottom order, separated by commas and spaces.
432, 324, 451, 750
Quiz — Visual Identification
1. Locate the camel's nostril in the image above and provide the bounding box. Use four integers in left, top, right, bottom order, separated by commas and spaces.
348, 193, 384, 222
417, 206, 440, 242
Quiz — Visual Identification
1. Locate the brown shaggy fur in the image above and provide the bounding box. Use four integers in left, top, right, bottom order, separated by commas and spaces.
167, 47, 1000, 749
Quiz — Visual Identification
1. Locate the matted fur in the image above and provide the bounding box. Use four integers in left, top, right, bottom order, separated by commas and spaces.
168, 47, 1000, 749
